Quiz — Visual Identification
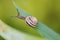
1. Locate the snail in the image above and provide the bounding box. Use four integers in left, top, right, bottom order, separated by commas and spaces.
12, 9, 38, 27
26, 16, 38, 27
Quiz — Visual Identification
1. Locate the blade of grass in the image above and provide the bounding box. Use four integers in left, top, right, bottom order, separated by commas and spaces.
12, 1, 60, 40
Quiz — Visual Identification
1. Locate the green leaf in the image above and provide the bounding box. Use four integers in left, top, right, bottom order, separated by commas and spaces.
0, 20, 46, 40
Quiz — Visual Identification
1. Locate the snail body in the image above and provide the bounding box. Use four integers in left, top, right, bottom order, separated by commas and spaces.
13, 9, 38, 27
16, 15, 38, 27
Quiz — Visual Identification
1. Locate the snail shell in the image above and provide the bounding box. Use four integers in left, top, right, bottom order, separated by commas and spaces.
26, 16, 38, 27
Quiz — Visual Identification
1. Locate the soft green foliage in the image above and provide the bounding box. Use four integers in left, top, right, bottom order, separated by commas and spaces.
0, 36, 5, 40
0, 0, 60, 40
0, 20, 46, 40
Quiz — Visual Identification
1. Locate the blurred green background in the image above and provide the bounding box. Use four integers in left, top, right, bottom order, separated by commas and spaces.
0, 0, 60, 40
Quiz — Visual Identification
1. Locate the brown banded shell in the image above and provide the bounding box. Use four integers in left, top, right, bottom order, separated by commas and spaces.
26, 16, 38, 27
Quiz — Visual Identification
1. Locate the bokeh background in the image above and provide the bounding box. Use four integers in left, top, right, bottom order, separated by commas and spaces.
0, 0, 60, 40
